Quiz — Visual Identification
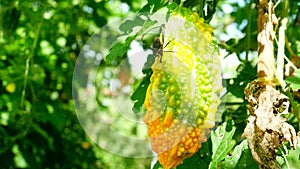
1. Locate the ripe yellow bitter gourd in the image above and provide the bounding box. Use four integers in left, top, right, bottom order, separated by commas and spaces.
144, 8, 222, 169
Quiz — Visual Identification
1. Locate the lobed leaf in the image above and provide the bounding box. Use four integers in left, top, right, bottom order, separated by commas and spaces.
209, 121, 236, 169
222, 140, 259, 169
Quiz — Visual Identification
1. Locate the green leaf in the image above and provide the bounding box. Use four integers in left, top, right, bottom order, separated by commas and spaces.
222, 140, 259, 169
204, 0, 218, 22
153, 161, 163, 169
131, 53, 155, 114
177, 140, 212, 169
282, 148, 300, 169
105, 36, 135, 62
285, 69, 300, 90
209, 121, 236, 169
226, 62, 256, 98
148, 0, 165, 12
106, 18, 157, 64
93, 13, 107, 28
119, 16, 145, 33
131, 72, 151, 114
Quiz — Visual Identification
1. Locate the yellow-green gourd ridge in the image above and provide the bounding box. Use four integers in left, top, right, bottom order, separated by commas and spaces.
144, 7, 222, 169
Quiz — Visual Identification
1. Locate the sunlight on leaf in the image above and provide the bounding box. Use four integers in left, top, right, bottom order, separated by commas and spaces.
209, 121, 236, 169
285, 69, 300, 90
222, 140, 259, 169
282, 148, 300, 169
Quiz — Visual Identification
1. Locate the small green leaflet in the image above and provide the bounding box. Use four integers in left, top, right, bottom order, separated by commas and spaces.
105, 16, 157, 63
119, 16, 145, 34
222, 140, 259, 169
209, 121, 236, 169
285, 69, 300, 90
105, 36, 135, 63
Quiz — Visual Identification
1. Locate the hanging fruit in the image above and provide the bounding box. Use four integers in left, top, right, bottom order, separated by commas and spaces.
143, 7, 222, 169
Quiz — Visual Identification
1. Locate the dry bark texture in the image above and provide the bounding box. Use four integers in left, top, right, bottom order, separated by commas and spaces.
242, 1, 298, 169
243, 81, 297, 169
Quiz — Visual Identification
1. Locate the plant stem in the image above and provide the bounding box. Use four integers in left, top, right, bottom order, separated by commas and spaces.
20, 16, 43, 110
257, 0, 275, 84
276, 0, 289, 87
277, 18, 288, 86
246, 0, 254, 61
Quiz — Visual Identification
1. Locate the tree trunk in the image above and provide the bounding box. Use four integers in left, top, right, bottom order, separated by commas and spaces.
242, 1, 297, 169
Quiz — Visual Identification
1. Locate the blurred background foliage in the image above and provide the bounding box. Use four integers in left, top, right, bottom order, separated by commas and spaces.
1, 0, 300, 168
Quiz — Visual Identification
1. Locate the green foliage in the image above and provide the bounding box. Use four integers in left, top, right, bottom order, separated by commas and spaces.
225, 62, 257, 98
1, 0, 300, 168
282, 148, 300, 169
152, 121, 253, 169
105, 17, 157, 64
173, 143, 211, 169
209, 121, 236, 169
0, 0, 149, 168
222, 140, 258, 169
176, 140, 212, 169
131, 63, 152, 113
286, 69, 300, 90
176, 122, 237, 169
153, 161, 163, 169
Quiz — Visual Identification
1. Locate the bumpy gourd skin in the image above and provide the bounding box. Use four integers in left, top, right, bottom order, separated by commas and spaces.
144, 8, 221, 169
